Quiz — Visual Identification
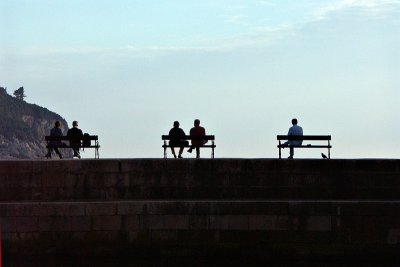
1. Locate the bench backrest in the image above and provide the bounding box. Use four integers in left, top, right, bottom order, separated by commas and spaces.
162, 135, 215, 141
45, 135, 99, 141
277, 135, 331, 141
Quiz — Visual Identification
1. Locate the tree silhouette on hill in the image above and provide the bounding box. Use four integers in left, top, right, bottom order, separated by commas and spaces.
13, 87, 26, 101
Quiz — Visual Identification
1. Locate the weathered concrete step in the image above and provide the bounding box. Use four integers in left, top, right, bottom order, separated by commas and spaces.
0, 159, 400, 201
1, 200, 400, 258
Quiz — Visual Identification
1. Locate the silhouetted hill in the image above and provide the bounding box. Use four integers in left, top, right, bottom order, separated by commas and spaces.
0, 87, 69, 159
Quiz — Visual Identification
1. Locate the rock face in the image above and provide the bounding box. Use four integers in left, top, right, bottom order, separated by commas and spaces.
0, 87, 71, 159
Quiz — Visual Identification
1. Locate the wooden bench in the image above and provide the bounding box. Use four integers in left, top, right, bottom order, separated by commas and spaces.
162, 135, 216, 159
277, 135, 332, 159
45, 135, 100, 159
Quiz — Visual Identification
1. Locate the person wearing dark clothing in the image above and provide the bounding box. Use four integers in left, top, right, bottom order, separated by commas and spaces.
168, 121, 188, 158
45, 121, 63, 159
187, 119, 207, 158
67, 120, 84, 158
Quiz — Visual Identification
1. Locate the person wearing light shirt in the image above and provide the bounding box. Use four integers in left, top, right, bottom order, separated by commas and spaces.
284, 118, 303, 159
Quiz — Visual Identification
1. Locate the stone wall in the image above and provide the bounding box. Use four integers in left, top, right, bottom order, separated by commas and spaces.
1, 159, 400, 259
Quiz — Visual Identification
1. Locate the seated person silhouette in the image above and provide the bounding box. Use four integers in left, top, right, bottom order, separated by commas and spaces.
67, 120, 84, 158
168, 121, 188, 158
187, 119, 207, 158
283, 118, 303, 159
45, 120, 63, 159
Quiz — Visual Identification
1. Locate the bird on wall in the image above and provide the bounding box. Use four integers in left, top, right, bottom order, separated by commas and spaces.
321, 153, 328, 159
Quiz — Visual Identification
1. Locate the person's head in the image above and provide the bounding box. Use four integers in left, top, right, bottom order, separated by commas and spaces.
194, 119, 200, 126
173, 121, 180, 128
54, 121, 61, 128
292, 118, 298, 125
72, 121, 78, 128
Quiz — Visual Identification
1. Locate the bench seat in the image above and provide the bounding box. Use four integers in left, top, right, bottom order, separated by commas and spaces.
45, 135, 100, 158
162, 135, 216, 158
277, 135, 331, 159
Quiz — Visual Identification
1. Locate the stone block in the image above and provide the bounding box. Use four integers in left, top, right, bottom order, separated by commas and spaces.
209, 202, 232, 215
0, 161, 32, 174
209, 215, 249, 230
164, 215, 189, 229
128, 172, 146, 186
139, 215, 164, 230
146, 201, 177, 215
64, 173, 84, 188
86, 202, 117, 215
387, 228, 400, 245
151, 230, 178, 243
268, 216, 291, 231
306, 216, 332, 232
81, 160, 119, 173
118, 201, 146, 215
92, 215, 122, 231
175, 201, 210, 215
33, 203, 85, 216
40, 188, 58, 201
85, 173, 105, 189
38, 216, 71, 232
249, 215, 275, 230
0, 217, 16, 232
2, 203, 35, 217
41, 173, 64, 187
70, 216, 91, 231
103, 173, 119, 187
123, 215, 140, 230
188, 215, 209, 230
16, 217, 38, 232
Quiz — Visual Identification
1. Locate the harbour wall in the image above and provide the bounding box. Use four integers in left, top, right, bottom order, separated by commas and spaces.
1, 159, 400, 259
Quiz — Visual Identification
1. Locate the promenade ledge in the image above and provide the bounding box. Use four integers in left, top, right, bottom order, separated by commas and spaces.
1, 159, 400, 260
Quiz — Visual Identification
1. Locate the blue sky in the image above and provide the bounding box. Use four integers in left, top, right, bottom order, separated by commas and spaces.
1, 0, 400, 158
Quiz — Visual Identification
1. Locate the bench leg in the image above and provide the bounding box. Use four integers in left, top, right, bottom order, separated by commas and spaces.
278, 141, 282, 159
163, 145, 167, 159
328, 140, 331, 159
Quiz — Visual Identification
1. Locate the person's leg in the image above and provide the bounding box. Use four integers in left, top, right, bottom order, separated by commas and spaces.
187, 145, 193, 153
289, 146, 294, 159
178, 146, 184, 158
195, 147, 200, 158
54, 148, 62, 159
72, 146, 80, 158
170, 147, 177, 158
45, 147, 52, 158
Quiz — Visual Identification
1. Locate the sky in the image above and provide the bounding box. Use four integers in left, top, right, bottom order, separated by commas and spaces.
1, 0, 400, 159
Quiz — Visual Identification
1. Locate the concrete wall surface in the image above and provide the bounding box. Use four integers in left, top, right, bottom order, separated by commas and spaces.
0, 159, 400, 260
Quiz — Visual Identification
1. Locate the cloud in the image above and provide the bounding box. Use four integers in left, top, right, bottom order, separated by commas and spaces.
314, 0, 400, 21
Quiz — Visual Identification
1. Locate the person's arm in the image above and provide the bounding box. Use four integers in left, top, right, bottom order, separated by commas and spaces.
180, 129, 186, 140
